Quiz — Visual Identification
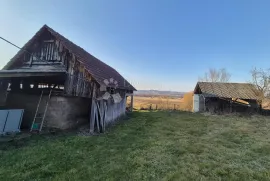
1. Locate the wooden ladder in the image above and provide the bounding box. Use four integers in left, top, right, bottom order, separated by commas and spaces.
30, 89, 52, 132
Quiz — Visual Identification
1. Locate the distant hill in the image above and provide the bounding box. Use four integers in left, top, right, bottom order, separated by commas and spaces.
134, 90, 185, 97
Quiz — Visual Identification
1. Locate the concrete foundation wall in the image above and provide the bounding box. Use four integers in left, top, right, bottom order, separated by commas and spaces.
46, 96, 90, 129
5, 92, 91, 129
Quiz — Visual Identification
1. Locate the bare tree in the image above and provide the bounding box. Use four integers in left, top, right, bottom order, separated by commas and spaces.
199, 68, 231, 82
250, 68, 270, 98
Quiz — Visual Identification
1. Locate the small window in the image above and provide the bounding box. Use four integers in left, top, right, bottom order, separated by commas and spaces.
109, 87, 115, 94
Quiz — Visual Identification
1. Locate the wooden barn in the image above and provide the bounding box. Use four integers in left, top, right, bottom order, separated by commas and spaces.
193, 82, 261, 113
0, 25, 136, 133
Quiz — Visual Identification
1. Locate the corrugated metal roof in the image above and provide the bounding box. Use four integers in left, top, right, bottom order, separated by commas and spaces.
3, 25, 136, 91
194, 82, 261, 100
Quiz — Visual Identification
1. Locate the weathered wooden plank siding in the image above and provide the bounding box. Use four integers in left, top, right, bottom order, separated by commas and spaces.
23, 38, 68, 68
104, 95, 126, 124
89, 84, 97, 133
64, 52, 94, 98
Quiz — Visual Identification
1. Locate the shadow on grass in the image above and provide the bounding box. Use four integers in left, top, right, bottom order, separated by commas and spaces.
0, 111, 158, 151
0, 132, 74, 151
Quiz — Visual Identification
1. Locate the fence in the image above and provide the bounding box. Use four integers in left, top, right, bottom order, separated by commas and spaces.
137, 103, 181, 111
126, 96, 193, 111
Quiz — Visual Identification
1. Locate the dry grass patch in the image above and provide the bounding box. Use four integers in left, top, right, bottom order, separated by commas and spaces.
128, 96, 183, 110
129, 93, 194, 111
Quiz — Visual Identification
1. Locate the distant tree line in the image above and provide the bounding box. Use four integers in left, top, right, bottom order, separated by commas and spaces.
199, 68, 231, 82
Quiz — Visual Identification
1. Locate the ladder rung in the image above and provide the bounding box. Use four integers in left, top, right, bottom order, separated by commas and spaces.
31, 129, 40, 132
35, 117, 43, 119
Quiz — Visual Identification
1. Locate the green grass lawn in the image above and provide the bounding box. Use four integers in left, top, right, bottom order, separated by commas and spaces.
1, 111, 270, 181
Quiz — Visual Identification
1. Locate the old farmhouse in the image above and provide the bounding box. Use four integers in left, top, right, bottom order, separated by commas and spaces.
0, 25, 136, 133
193, 82, 261, 113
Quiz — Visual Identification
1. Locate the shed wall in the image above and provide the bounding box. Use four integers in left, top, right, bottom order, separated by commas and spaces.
205, 98, 259, 113
193, 94, 200, 112
104, 96, 126, 124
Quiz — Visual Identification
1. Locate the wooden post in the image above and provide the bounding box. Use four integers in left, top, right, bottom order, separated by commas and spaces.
174, 104, 176, 110
130, 94, 134, 112
82, 70, 86, 97
156, 104, 158, 110
89, 83, 97, 133
103, 101, 107, 132
29, 54, 33, 67
230, 100, 232, 113
96, 109, 100, 133
68, 57, 76, 95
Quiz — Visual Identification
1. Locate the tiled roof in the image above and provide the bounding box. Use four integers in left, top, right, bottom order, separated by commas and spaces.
4, 25, 136, 91
194, 82, 261, 100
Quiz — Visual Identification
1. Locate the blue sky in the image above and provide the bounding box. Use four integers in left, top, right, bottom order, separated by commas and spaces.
1, 0, 270, 91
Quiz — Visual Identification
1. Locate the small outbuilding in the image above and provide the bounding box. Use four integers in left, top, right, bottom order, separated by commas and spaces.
193, 82, 261, 113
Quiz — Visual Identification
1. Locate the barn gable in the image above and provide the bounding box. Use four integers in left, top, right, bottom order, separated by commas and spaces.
4, 27, 67, 71
3, 25, 136, 91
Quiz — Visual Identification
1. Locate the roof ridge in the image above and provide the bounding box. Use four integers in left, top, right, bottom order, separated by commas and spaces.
198, 81, 252, 85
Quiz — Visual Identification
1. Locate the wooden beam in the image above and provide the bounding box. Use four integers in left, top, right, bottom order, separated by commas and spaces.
95, 107, 100, 133
130, 94, 134, 112
82, 69, 86, 97
103, 101, 107, 132
66, 55, 76, 94
0, 72, 66, 78
97, 100, 104, 133
97, 102, 103, 132
230, 100, 232, 113
89, 83, 97, 133
29, 54, 34, 67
